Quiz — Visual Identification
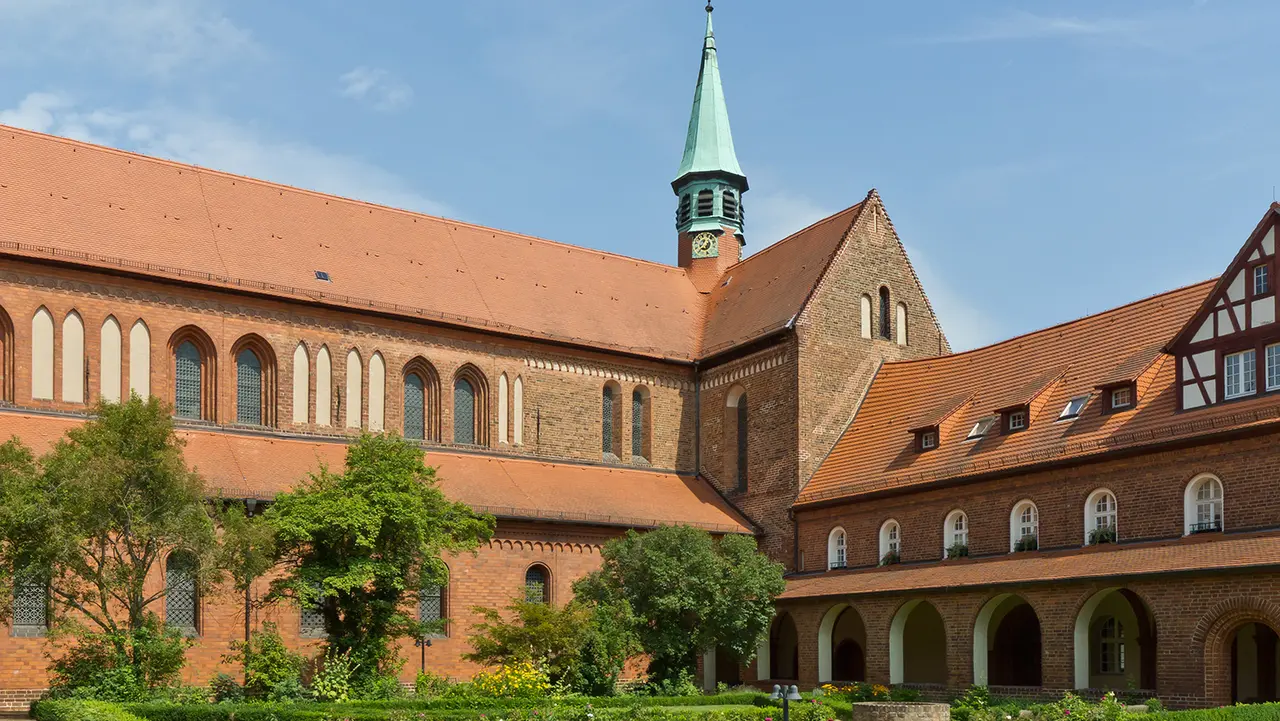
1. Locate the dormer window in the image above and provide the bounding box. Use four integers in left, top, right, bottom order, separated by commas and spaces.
1224, 349, 1257, 399
919, 429, 938, 451
1059, 394, 1090, 420
1102, 383, 1136, 413
1255, 264, 1271, 296
967, 416, 996, 440
1005, 408, 1027, 433
1111, 387, 1131, 408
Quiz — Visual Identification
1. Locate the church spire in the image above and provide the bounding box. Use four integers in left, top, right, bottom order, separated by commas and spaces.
673, 1, 748, 271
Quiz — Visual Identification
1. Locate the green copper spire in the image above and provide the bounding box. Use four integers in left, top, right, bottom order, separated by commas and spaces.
673, 2, 747, 241
674, 3, 746, 189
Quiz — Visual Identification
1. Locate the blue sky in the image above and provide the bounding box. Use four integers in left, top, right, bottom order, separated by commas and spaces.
1, 0, 1276, 352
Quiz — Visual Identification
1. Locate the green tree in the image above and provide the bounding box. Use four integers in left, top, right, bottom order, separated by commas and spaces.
266, 433, 494, 683
0, 395, 219, 634
573, 525, 784, 684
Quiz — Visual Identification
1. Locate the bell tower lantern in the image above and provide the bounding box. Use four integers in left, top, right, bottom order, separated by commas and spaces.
674, 2, 748, 290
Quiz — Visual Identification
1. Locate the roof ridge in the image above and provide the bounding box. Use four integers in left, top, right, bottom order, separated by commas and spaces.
880, 277, 1219, 368
727, 201, 863, 270
0, 123, 688, 276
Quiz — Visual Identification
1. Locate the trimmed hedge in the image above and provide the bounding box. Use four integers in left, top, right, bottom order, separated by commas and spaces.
1152, 704, 1280, 720
33, 699, 842, 721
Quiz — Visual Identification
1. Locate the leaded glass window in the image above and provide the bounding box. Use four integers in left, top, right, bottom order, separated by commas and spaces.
165, 553, 198, 634
300, 584, 326, 638
454, 378, 475, 445
236, 348, 262, 425
631, 390, 644, 460
601, 387, 614, 457
735, 395, 748, 491
174, 341, 202, 419
1098, 617, 1125, 674
419, 583, 445, 638
879, 287, 891, 339
404, 373, 425, 440
525, 566, 549, 604
12, 570, 47, 637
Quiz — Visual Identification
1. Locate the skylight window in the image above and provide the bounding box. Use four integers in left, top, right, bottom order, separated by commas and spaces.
967, 417, 996, 440
1059, 394, 1090, 420
314, 270, 331, 282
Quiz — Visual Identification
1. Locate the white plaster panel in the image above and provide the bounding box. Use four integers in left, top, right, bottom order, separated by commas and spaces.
99, 317, 122, 403
1205, 379, 1217, 404
316, 347, 332, 426
345, 349, 362, 429
1228, 271, 1246, 302
1192, 350, 1216, 377
1251, 250, 1262, 262
1252, 297, 1276, 327
1192, 317, 1213, 343
61, 312, 84, 403
129, 321, 150, 398
368, 352, 385, 432
1265, 227, 1276, 256
859, 296, 872, 340
1183, 383, 1206, 409
292, 343, 309, 424
896, 303, 908, 346
1217, 309, 1232, 335
1182, 357, 1192, 378
513, 375, 524, 445
498, 373, 509, 443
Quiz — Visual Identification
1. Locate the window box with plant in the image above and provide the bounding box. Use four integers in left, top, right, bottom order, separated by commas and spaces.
1088, 526, 1117, 545
879, 550, 900, 566
945, 542, 969, 560
1013, 534, 1038, 552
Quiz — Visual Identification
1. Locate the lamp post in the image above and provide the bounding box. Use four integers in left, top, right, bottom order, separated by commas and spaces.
414, 637, 432, 673
770, 684, 802, 721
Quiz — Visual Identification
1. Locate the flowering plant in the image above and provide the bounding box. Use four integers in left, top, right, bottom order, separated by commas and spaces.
473, 661, 551, 699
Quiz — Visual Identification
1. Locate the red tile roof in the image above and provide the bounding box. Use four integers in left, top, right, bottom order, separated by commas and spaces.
780, 531, 1280, 599
0, 124, 871, 362
797, 279, 1280, 505
0, 411, 753, 534
699, 204, 863, 356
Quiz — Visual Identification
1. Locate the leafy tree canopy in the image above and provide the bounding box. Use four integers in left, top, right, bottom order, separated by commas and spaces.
0, 395, 218, 634
573, 525, 785, 683
266, 433, 494, 680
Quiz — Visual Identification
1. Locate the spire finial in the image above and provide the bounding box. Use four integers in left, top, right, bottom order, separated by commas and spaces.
706, 1, 713, 12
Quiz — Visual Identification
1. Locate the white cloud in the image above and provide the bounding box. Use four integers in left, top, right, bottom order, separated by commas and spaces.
926, 11, 1141, 44
0, 0, 256, 77
339, 67, 414, 111
0, 92, 452, 218
746, 191, 835, 250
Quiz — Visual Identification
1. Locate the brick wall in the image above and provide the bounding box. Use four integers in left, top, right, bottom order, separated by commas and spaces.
0, 519, 620, 689
795, 430, 1280, 569
0, 260, 695, 471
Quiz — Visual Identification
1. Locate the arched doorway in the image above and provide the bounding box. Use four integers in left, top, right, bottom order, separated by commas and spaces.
974, 594, 1041, 687
1074, 588, 1157, 692
818, 603, 867, 682
890, 600, 947, 685
770, 613, 799, 680
1232, 623, 1280, 703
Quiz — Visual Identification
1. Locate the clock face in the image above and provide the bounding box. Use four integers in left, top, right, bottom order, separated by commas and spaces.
691, 232, 718, 259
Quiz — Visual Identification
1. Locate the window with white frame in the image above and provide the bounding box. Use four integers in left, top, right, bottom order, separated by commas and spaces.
1007, 410, 1027, 431
1267, 343, 1280, 392
1255, 264, 1271, 296
1010, 500, 1039, 551
943, 510, 968, 558
967, 416, 996, 440
1185, 474, 1224, 534
1224, 349, 1257, 399
827, 527, 847, 569
920, 430, 938, 450
1060, 394, 1090, 420
1111, 386, 1132, 409
1098, 617, 1126, 674
1085, 489, 1118, 545
879, 519, 901, 563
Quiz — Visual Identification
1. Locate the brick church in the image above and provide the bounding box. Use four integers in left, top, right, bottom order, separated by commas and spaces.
0, 3, 1278, 710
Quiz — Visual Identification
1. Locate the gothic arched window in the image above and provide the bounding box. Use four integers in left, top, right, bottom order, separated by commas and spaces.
879, 287, 892, 340
525, 564, 550, 604
174, 341, 203, 420
454, 378, 476, 445
404, 373, 426, 440
165, 552, 199, 635
236, 348, 263, 425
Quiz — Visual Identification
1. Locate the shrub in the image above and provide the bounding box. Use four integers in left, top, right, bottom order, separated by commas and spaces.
268, 678, 310, 702
47, 617, 190, 701
33, 701, 147, 721
221, 623, 306, 699
641, 668, 700, 697
1014, 534, 1039, 552
879, 551, 900, 567
414, 671, 454, 698
889, 687, 921, 702
355, 673, 406, 700
1146, 698, 1164, 713
473, 660, 551, 699
311, 648, 357, 702
1088, 526, 1117, 545
946, 542, 970, 560
209, 674, 243, 704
